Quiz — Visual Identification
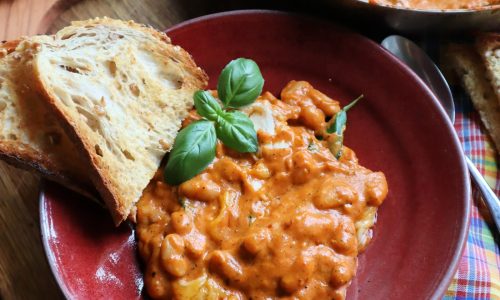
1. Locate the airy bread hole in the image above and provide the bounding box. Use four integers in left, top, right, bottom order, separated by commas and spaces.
72, 95, 87, 106
176, 79, 183, 88
106, 140, 121, 158
129, 84, 140, 96
162, 72, 183, 89
109, 33, 124, 40
108, 61, 117, 76
8, 134, 17, 140
122, 150, 135, 161
76, 106, 100, 132
95, 144, 103, 157
77, 32, 97, 38
0, 101, 6, 112
60, 65, 81, 74
159, 139, 170, 150
94, 104, 106, 117
61, 33, 76, 40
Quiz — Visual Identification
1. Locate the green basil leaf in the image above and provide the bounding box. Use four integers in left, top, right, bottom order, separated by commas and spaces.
326, 95, 363, 134
178, 197, 186, 209
327, 111, 347, 159
164, 120, 217, 185
248, 214, 256, 226
215, 110, 258, 153
307, 141, 319, 152
194, 90, 222, 121
217, 58, 264, 108
343, 94, 363, 111
327, 110, 347, 135
326, 95, 363, 159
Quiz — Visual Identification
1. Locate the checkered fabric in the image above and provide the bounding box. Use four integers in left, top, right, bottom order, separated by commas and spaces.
443, 91, 500, 300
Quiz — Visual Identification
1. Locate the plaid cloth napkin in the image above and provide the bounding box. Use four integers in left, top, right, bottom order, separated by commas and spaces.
444, 92, 500, 300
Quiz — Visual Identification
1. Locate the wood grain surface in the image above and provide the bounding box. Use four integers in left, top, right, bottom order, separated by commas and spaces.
0, 1, 210, 299
0, 0, 58, 40
0, 2, 62, 298
0, 0, 311, 299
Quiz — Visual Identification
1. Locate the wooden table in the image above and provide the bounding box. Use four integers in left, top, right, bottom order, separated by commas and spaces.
0, 1, 213, 298
0, 2, 62, 298
2, 1, 498, 298
0, 1, 327, 299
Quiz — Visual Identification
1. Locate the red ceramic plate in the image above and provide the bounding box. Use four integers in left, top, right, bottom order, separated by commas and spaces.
39, 10, 470, 300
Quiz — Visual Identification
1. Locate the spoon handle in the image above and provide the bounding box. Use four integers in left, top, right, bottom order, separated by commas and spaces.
466, 156, 500, 232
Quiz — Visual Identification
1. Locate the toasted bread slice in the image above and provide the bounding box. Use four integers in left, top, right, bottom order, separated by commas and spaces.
476, 33, 500, 103
0, 39, 93, 193
444, 44, 500, 152
30, 18, 208, 224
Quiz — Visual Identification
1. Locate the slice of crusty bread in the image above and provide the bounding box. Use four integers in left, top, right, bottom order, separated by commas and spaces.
0, 39, 93, 193
29, 18, 208, 224
476, 33, 500, 103
444, 44, 500, 152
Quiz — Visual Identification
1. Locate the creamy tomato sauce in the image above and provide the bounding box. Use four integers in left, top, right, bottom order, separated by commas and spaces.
136, 81, 388, 299
371, 0, 500, 9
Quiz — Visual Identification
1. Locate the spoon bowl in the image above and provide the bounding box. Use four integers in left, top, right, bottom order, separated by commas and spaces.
382, 35, 500, 234
381, 36, 455, 123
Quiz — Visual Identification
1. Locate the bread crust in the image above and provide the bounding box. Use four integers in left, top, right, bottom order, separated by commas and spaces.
67, 18, 208, 89
476, 33, 500, 104
31, 79, 122, 220
30, 18, 208, 224
444, 44, 500, 153
0, 39, 95, 196
0, 141, 98, 199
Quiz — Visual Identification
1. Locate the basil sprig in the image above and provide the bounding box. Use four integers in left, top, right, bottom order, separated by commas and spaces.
327, 95, 363, 159
164, 58, 263, 185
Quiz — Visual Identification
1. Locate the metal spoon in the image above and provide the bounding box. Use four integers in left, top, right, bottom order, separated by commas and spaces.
382, 35, 500, 233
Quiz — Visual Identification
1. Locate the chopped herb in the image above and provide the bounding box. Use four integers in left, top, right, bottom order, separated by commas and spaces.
178, 197, 186, 209
327, 95, 363, 159
307, 141, 319, 152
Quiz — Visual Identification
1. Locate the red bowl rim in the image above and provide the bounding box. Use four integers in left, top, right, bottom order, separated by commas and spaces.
40, 181, 72, 299
38, 9, 471, 299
